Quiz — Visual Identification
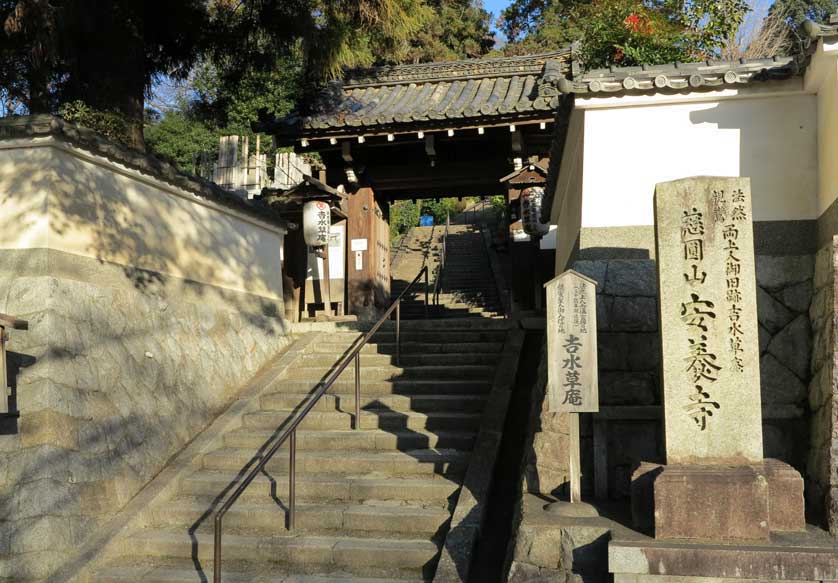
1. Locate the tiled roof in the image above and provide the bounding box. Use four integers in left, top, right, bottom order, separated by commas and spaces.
557, 56, 801, 95
267, 50, 572, 140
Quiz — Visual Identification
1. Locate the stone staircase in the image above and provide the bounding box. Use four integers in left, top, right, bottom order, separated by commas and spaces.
391, 223, 504, 320
86, 320, 512, 583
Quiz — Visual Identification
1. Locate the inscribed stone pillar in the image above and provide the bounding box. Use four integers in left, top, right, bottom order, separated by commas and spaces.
631, 176, 805, 541
655, 176, 763, 464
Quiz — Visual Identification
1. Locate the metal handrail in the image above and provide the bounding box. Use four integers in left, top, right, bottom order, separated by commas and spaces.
212, 265, 430, 583
433, 213, 450, 306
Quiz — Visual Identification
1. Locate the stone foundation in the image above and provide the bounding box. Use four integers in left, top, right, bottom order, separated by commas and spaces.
0, 255, 290, 582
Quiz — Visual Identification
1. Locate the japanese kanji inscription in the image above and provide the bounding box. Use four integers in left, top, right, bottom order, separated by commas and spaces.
545, 270, 599, 413
655, 177, 763, 464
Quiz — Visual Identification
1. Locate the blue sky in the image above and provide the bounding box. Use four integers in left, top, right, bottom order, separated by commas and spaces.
483, 0, 513, 17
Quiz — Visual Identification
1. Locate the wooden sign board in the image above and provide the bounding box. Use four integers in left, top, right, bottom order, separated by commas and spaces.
545, 270, 599, 413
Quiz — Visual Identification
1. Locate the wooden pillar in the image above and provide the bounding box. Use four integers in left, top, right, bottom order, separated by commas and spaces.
347, 186, 377, 318
283, 227, 307, 322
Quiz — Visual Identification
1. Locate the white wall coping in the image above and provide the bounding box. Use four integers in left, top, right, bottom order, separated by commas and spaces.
575, 77, 807, 110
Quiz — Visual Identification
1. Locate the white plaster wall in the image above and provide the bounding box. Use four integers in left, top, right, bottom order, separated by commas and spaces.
809, 39, 838, 214
0, 138, 285, 300
578, 93, 819, 228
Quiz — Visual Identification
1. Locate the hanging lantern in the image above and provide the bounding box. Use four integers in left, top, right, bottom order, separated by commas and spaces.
303, 201, 331, 247
521, 186, 549, 236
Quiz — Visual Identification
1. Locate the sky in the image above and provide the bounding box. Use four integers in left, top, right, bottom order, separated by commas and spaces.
483, 0, 514, 17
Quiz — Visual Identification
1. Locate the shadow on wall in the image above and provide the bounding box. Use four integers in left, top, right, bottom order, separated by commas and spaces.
0, 144, 286, 330
689, 97, 818, 223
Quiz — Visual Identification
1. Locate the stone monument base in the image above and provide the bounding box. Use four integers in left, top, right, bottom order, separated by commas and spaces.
631, 459, 805, 540
609, 534, 838, 583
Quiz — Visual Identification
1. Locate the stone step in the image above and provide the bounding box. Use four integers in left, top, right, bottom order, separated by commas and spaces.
201, 447, 471, 477
259, 393, 488, 414
111, 528, 439, 579
91, 560, 428, 583
150, 498, 451, 537
335, 330, 508, 343
284, 364, 495, 381
273, 379, 492, 396
396, 304, 499, 315
178, 470, 461, 506
240, 409, 483, 432
307, 341, 503, 356
297, 352, 498, 367
223, 428, 477, 452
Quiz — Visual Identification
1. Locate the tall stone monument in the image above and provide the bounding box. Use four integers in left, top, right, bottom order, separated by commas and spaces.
632, 177, 805, 541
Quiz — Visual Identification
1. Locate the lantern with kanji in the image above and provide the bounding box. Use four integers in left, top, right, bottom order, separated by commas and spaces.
303, 201, 331, 247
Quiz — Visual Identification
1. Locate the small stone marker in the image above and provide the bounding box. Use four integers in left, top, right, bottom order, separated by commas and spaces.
655, 176, 762, 464
545, 270, 598, 505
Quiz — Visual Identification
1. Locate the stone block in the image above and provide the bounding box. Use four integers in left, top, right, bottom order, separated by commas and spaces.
775, 280, 813, 313
628, 334, 661, 371
597, 295, 613, 332
604, 261, 658, 297
601, 372, 656, 406
532, 432, 569, 467
634, 463, 771, 540
756, 255, 814, 292
525, 525, 563, 569
760, 353, 807, 404
814, 244, 834, 289
560, 524, 610, 577
433, 524, 479, 583
763, 423, 794, 462
609, 537, 838, 581
808, 365, 832, 412
507, 561, 570, 583
610, 297, 657, 332
762, 459, 805, 532
572, 260, 607, 291
757, 286, 795, 334
598, 333, 629, 370
766, 314, 812, 380
631, 462, 661, 533
20, 409, 80, 449
759, 324, 771, 354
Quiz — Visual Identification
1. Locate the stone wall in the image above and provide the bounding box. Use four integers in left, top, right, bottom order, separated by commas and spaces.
0, 125, 293, 581
0, 252, 290, 582
808, 239, 837, 532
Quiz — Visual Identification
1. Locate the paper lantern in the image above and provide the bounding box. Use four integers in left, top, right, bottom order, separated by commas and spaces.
521, 186, 549, 236
303, 201, 331, 247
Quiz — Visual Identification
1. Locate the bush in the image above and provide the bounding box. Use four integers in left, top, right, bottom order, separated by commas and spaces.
58, 100, 132, 147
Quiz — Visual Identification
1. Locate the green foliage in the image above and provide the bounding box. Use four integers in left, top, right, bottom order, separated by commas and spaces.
390, 199, 421, 241
144, 110, 221, 172
770, 0, 838, 33
499, 0, 753, 67
402, 1, 494, 63
58, 100, 133, 146
574, 1, 688, 68
682, 0, 751, 57
420, 198, 468, 223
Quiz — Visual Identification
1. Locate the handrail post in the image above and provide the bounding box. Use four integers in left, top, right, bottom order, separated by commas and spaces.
396, 300, 401, 366
354, 352, 361, 430
424, 269, 429, 318
289, 429, 296, 529
214, 515, 222, 583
